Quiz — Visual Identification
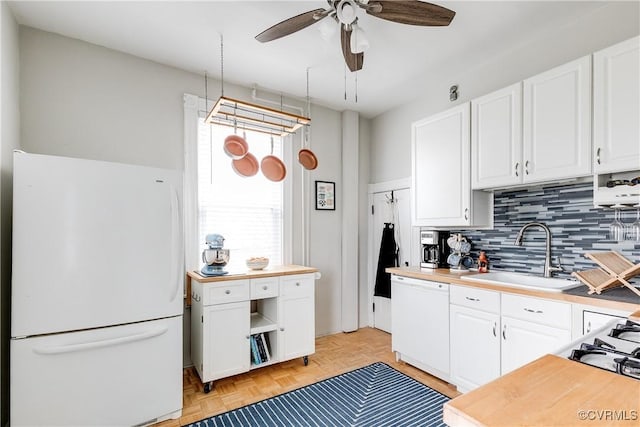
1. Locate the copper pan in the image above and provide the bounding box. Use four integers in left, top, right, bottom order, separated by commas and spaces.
223, 134, 248, 160
261, 136, 286, 182
231, 152, 259, 177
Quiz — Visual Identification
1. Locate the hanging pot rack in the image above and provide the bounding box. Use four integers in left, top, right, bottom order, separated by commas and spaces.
204, 34, 310, 137
205, 96, 310, 137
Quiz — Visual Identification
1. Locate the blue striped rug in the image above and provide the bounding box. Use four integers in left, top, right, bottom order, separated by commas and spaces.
188, 362, 449, 427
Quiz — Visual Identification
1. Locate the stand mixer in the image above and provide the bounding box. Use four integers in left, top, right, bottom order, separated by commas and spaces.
200, 233, 230, 276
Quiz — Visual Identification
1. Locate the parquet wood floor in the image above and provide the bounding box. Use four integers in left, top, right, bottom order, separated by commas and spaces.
154, 327, 460, 426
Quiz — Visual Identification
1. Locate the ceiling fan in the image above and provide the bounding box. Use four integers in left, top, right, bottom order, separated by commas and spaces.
255, 0, 456, 72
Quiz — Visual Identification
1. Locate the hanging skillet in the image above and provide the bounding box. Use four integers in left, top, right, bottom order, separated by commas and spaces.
261, 136, 287, 182
255, 0, 455, 72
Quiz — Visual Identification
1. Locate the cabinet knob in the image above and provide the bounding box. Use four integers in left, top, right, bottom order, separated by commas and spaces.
296, 282, 300, 287
280, 327, 285, 332
596, 147, 601, 165
225, 290, 231, 295
502, 324, 507, 340
262, 285, 268, 290
493, 322, 497, 337
464, 208, 469, 221
525, 160, 530, 175
586, 321, 592, 334
515, 162, 519, 177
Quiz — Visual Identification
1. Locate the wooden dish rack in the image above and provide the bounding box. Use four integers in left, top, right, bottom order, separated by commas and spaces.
572, 251, 640, 298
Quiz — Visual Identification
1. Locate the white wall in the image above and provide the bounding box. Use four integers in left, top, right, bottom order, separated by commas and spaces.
0, 2, 20, 425
18, 26, 347, 358
370, 1, 640, 183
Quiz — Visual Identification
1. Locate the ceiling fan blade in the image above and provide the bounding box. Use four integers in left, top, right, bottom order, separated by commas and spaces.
340, 25, 364, 72
255, 8, 327, 42
366, 1, 455, 26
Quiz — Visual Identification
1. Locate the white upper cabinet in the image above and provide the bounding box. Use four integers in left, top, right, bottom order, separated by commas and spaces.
471, 83, 523, 189
522, 55, 592, 183
411, 103, 492, 227
593, 36, 640, 174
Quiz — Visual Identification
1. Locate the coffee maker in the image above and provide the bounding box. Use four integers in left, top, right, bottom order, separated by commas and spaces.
420, 230, 450, 269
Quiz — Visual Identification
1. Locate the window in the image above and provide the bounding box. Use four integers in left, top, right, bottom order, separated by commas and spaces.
196, 120, 284, 272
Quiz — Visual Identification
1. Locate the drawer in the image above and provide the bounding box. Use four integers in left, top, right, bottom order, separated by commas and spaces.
250, 277, 279, 299
280, 274, 314, 298
502, 293, 571, 329
450, 285, 500, 313
202, 280, 250, 305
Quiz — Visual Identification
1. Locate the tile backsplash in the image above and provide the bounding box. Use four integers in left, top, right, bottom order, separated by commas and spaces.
454, 181, 640, 280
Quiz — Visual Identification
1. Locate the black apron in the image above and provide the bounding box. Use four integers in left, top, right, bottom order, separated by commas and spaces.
374, 223, 398, 298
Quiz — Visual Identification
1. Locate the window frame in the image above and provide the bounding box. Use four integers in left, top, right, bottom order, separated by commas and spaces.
183, 93, 293, 273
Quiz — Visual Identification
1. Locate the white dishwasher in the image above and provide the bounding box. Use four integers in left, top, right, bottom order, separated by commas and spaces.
391, 275, 450, 382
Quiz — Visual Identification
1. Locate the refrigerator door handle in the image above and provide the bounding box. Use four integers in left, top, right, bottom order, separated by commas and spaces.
33, 327, 169, 355
169, 185, 183, 302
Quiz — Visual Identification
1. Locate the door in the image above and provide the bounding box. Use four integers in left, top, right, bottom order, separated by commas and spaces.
450, 305, 501, 392
593, 36, 640, 173
371, 188, 411, 333
411, 103, 471, 226
279, 275, 315, 361
522, 56, 592, 183
12, 152, 184, 337
203, 301, 250, 381
471, 83, 523, 189
501, 316, 571, 375
10, 316, 182, 426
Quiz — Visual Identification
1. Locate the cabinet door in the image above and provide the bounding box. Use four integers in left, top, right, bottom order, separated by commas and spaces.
411, 103, 471, 226
593, 36, 640, 173
279, 276, 315, 361
202, 301, 250, 381
450, 305, 500, 392
391, 278, 449, 377
523, 56, 592, 183
501, 316, 571, 375
471, 83, 523, 189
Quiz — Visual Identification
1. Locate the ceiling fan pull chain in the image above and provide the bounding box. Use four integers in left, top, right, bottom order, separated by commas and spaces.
355, 70, 358, 103
344, 63, 347, 101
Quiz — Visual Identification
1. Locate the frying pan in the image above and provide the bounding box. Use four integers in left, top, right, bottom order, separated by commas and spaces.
261, 137, 286, 182
223, 134, 248, 160
231, 152, 259, 177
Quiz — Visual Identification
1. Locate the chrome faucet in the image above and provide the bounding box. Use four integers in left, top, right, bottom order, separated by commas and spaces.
514, 222, 562, 278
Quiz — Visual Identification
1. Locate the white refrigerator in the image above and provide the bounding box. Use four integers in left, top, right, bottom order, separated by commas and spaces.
10, 151, 184, 426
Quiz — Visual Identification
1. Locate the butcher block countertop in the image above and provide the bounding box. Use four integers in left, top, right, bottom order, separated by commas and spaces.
386, 266, 640, 313
188, 264, 318, 283
443, 354, 640, 427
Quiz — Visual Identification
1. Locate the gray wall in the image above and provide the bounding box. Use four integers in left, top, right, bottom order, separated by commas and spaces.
0, 2, 20, 425
369, 1, 640, 184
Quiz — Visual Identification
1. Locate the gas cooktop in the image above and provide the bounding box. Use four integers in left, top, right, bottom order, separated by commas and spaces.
559, 319, 640, 381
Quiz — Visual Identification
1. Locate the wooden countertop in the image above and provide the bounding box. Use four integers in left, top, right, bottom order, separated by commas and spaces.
443, 354, 640, 426
386, 267, 640, 313
188, 264, 318, 283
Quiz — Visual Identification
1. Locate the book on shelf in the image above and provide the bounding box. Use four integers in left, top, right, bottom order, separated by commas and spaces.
250, 335, 262, 365
254, 333, 268, 363
259, 333, 271, 361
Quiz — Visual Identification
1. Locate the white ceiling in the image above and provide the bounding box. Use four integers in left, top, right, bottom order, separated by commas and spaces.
8, 1, 610, 118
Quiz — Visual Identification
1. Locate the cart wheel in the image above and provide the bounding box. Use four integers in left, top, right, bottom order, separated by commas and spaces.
303, 356, 309, 366
204, 382, 212, 394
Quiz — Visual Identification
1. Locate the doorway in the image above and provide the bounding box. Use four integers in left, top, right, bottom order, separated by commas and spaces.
368, 181, 414, 333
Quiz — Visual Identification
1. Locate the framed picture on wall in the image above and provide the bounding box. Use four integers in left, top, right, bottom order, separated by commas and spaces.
315, 181, 335, 211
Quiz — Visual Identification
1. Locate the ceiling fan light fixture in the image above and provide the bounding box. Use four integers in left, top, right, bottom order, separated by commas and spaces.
336, 0, 357, 24
350, 23, 369, 53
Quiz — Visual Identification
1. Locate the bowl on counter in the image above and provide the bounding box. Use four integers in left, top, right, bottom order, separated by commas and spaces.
246, 257, 269, 270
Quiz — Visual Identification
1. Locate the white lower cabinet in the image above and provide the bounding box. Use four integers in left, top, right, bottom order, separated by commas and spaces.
279, 275, 315, 361
191, 273, 315, 393
448, 285, 573, 391
500, 294, 571, 375
450, 304, 500, 392
392, 275, 450, 381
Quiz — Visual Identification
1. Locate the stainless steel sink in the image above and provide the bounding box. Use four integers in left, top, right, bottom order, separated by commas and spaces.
464, 271, 581, 292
